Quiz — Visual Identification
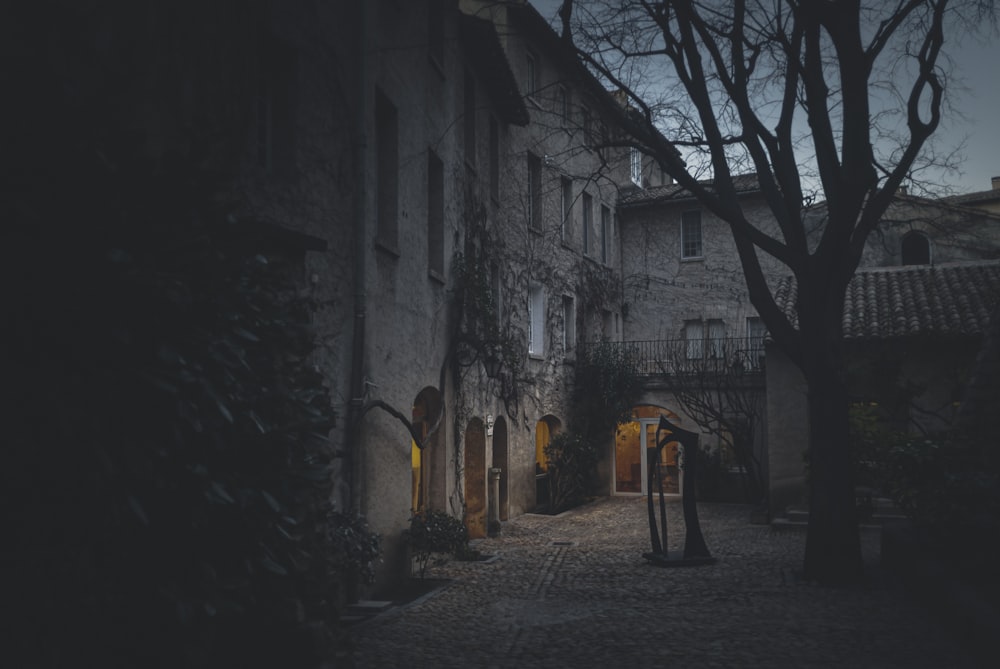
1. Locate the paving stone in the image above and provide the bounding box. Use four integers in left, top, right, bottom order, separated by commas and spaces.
348, 497, 988, 668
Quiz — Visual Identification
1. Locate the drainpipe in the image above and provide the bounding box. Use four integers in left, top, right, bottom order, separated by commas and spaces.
348, 1, 370, 515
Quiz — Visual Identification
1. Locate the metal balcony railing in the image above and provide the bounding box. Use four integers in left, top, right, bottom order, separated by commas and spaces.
583, 337, 767, 377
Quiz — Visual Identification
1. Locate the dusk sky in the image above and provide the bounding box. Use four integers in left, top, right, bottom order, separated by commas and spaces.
528, 0, 999, 195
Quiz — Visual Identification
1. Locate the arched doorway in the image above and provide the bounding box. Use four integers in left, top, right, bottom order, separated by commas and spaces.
464, 418, 487, 539
534, 415, 562, 509
492, 416, 509, 521
614, 405, 682, 495
411, 387, 445, 512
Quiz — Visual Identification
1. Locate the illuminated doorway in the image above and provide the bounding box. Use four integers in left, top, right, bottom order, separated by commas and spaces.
411, 387, 444, 512
534, 415, 562, 509
464, 418, 487, 539
614, 405, 682, 496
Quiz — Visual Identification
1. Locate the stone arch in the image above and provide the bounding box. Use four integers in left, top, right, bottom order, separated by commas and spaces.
492, 416, 509, 521
902, 231, 931, 265
464, 417, 487, 539
534, 415, 562, 510
411, 386, 446, 512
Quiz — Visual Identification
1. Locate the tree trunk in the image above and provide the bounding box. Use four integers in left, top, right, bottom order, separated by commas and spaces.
801, 345, 864, 584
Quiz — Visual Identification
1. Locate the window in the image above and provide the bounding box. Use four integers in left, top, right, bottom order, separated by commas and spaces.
707, 319, 725, 359
601, 310, 613, 340
427, 150, 444, 277
560, 177, 573, 243
527, 152, 542, 230
528, 283, 546, 356
428, 0, 444, 69
681, 210, 703, 259
375, 88, 399, 249
747, 316, 766, 368
562, 295, 576, 352
685, 320, 704, 360
630, 147, 642, 186
582, 192, 592, 255
489, 116, 500, 201
557, 85, 569, 121
598, 122, 608, 160
525, 51, 537, 98
491, 263, 503, 319
581, 106, 592, 147
464, 71, 476, 166
600, 204, 611, 264
901, 231, 930, 265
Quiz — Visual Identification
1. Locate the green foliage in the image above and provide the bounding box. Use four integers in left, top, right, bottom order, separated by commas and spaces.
848, 405, 1000, 536
330, 512, 382, 588
544, 431, 601, 514
408, 510, 469, 578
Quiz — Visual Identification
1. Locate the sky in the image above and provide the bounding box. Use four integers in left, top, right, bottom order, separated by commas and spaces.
528, 0, 999, 195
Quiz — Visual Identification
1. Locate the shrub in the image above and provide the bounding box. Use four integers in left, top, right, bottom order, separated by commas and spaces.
545, 431, 600, 514
408, 511, 468, 578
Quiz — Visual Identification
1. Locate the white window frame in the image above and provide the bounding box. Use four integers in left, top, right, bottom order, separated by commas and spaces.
681, 210, 703, 259
630, 147, 642, 186
528, 283, 546, 357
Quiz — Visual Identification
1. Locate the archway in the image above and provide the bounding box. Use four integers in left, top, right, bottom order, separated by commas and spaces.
614, 405, 682, 495
534, 415, 562, 509
464, 418, 487, 539
901, 231, 931, 265
411, 387, 445, 512
492, 416, 509, 521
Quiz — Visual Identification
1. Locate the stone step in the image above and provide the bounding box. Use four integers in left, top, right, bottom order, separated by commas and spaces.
344, 600, 393, 617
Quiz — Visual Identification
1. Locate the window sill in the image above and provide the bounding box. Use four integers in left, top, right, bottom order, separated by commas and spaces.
680, 255, 705, 263
527, 95, 541, 110
375, 239, 400, 258
528, 352, 545, 361
428, 268, 445, 285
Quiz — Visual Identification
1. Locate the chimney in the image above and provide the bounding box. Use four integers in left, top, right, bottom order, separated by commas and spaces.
992, 176, 1000, 190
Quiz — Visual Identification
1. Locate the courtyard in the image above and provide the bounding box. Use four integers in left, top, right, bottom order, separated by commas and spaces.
350, 497, 988, 668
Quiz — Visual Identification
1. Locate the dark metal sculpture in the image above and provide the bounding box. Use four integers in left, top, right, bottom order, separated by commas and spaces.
643, 414, 715, 566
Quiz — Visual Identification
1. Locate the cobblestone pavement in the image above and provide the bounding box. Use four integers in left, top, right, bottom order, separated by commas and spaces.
350, 497, 988, 668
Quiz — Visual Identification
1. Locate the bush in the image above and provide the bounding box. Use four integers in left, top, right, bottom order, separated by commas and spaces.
408, 511, 468, 578
545, 431, 600, 514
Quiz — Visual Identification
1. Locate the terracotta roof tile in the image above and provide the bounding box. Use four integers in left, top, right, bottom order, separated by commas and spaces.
773, 260, 1000, 340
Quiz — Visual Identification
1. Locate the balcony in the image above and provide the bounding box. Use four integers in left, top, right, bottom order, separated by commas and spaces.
583, 337, 767, 377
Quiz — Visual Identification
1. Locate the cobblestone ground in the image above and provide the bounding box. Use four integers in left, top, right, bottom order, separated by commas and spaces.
349, 497, 986, 668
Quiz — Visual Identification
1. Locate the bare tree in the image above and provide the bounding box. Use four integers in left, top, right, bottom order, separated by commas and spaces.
658, 338, 766, 504
560, 0, 993, 584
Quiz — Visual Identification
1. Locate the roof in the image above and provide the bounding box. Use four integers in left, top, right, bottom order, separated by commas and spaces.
619, 173, 761, 207
941, 187, 1000, 208
773, 260, 1000, 340
460, 14, 530, 126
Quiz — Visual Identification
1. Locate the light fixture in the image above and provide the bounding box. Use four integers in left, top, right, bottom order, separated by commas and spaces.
486, 413, 495, 437
483, 350, 502, 379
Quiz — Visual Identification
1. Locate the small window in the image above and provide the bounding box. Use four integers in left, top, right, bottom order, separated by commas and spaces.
630, 147, 642, 186
526, 51, 537, 98
562, 295, 576, 353
527, 152, 542, 230
427, 150, 444, 277
581, 106, 592, 146
464, 71, 476, 167
557, 85, 569, 121
601, 310, 613, 340
375, 88, 399, 249
561, 177, 573, 243
685, 320, 704, 360
681, 210, 703, 259
582, 192, 592, 256
707, 319, 725, 358
489, 115, 500, 202
901, 231, 930, 265
747, 317, 766, 369
529, 283, 546, 356
600, 204, 611, 264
